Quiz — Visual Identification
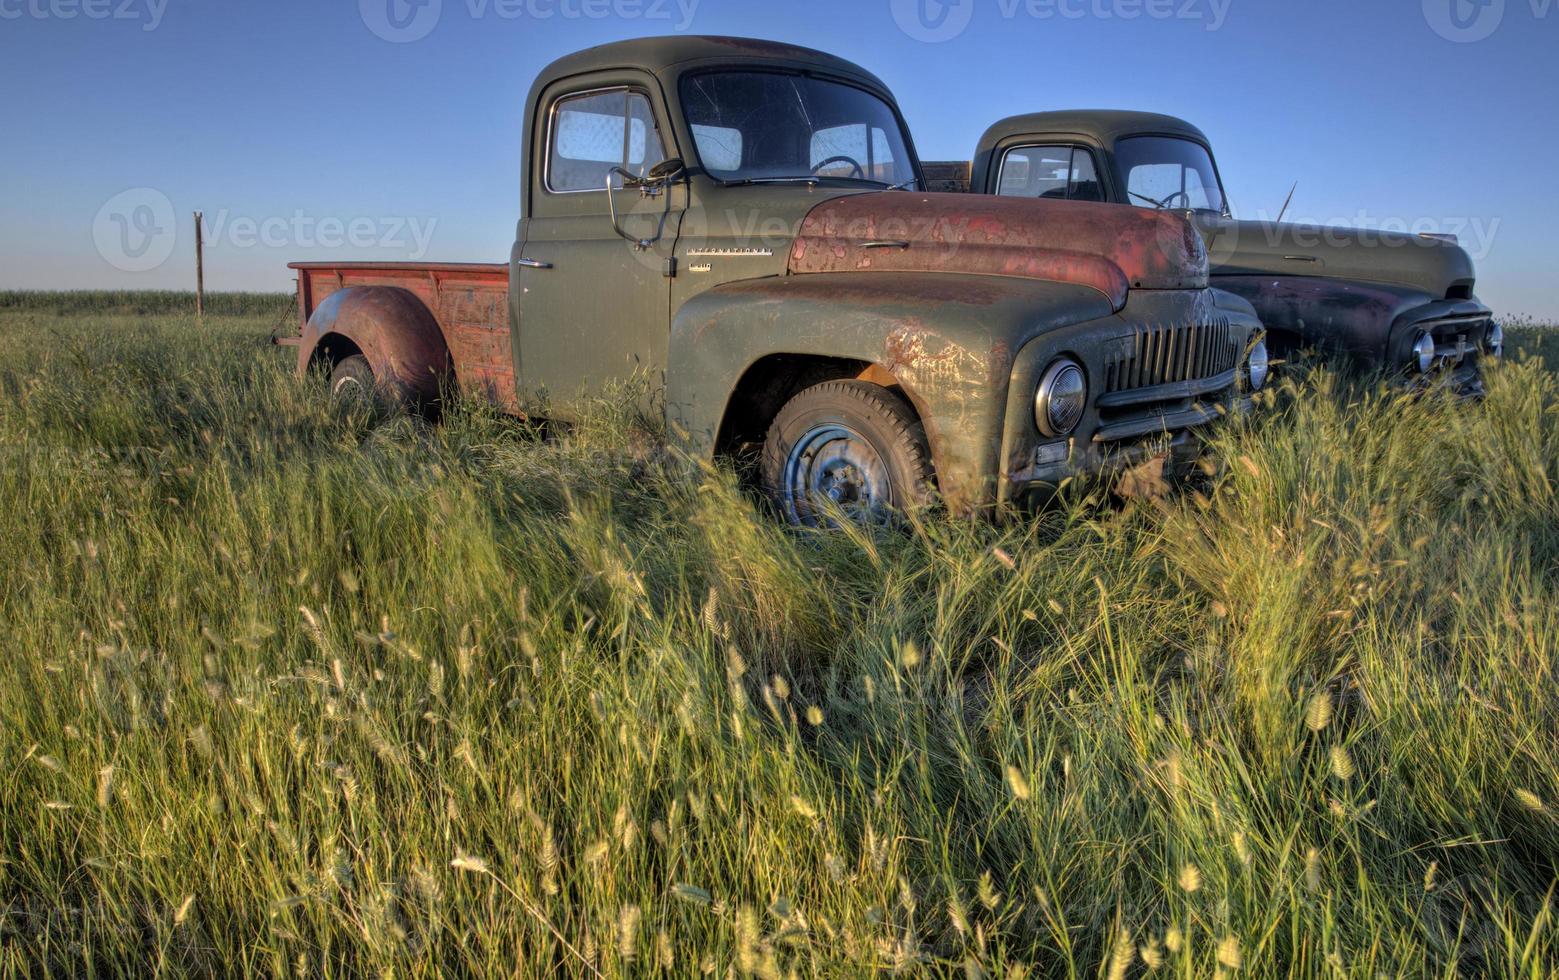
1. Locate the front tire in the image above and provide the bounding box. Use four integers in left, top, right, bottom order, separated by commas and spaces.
760, 380, 935, 526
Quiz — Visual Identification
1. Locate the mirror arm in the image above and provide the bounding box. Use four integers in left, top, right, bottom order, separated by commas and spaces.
607, 166, 680, 252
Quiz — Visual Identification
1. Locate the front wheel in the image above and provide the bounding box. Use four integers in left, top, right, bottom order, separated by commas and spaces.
760, 380, 935, 526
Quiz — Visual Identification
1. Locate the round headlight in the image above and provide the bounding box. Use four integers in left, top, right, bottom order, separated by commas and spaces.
1246, 336, 1270, 391
1486, 322, 1504, 359
1412, 331, 1437, 374
1035, 359, 1087, 438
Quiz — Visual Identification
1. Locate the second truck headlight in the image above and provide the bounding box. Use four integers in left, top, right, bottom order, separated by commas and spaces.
1036, 358, 1087, 438
1486, 322, 1504, 359
1413, 331, 1437, 373
1246, 336, 1270, 391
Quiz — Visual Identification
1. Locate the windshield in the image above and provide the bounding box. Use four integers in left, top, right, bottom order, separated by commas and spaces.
1115, 136, 1226, 214
680, 71, 918, 187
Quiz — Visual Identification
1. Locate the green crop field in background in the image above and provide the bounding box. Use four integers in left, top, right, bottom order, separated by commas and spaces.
1, 294, 1557, 977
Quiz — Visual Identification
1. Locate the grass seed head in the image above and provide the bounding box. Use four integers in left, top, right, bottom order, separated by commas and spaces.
1178, 864, 1202, 893
1329, 746, 1355, 781
1306, 693, 1333, 732
1216, 935, 1242, 970
450, 853, 490, 875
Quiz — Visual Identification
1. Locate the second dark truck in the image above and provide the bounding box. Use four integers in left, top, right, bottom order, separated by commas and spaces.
927, 111, 1500, 393
283, 39, 1269, 523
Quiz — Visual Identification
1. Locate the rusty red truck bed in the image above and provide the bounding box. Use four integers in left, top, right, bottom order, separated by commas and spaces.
287, 262, 516, 411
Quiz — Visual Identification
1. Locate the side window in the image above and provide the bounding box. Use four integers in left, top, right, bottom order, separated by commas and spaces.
1068, 150, 1103, 202
548, 89, 666, 193
998, 145, 1103, 201
999, 146, 1072, 199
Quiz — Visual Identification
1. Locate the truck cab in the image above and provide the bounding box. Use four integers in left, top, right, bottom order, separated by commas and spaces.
943, 111, 1500, 392
288, 39, 1269, 522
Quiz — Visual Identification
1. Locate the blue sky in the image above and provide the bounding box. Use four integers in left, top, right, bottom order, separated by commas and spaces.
2, 0, 1555, 319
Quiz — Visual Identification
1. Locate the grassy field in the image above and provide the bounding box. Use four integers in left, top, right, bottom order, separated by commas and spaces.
1, 294, 1558, 978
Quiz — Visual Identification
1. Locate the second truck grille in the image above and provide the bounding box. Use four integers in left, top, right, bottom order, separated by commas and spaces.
1104, 318, 1238, 394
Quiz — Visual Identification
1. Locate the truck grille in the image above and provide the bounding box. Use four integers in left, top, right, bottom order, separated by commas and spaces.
1103, 318, 1239, 394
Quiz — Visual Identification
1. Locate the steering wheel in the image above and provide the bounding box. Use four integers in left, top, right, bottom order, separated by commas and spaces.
811, 155, 866, 180
1129, 189, 1192, 211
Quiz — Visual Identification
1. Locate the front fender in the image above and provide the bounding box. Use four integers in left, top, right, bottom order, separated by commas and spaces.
667, 272, 1116, 508
1211, 275, 1434, 359
297, 286, 451, 402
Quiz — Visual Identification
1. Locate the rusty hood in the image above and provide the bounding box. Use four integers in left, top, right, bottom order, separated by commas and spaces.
787, 191, 1209, 309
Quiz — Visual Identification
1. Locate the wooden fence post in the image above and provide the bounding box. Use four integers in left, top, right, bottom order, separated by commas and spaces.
194, 211, 205, 318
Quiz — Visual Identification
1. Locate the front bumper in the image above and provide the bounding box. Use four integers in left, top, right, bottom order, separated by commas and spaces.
1392, 300, 1496, 399
996, 289, 1263, 505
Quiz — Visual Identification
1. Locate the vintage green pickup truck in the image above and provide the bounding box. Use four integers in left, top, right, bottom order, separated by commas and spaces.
284, 38, 1268, 522
927, 111, 1500, 392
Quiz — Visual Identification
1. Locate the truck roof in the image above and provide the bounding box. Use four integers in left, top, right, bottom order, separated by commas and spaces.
535, 35, 891, 92
978, 110, 1211, 153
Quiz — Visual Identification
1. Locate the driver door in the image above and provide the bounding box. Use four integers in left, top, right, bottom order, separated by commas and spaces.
517, 81, 684, 417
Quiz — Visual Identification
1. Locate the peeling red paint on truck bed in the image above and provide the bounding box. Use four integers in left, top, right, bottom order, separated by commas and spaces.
291, 262, 515, 410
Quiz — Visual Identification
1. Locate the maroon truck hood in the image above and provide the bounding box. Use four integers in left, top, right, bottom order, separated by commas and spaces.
788, 191, 1209, 310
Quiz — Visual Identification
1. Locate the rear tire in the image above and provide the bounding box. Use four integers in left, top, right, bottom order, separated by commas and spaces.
329, 355, 376, 404
760, 380, 935, 526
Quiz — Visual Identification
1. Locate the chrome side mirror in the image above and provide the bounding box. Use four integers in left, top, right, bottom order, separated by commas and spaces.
607, 158, 684, 251
645, 157, 685, 186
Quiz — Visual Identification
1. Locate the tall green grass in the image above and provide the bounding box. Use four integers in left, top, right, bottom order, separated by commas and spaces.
1, 301, 1558, 977
0, 291, 293, 319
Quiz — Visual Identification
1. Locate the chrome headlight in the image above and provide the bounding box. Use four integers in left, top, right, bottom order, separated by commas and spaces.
1246, 336, 1270, 391
1486, 322, 1504, 359
1412, 331, 1437, 373
1035, 358, 1087, 438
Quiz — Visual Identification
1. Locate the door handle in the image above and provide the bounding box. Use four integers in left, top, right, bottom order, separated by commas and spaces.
516, 258, 553, 269
859, 240, 910, 250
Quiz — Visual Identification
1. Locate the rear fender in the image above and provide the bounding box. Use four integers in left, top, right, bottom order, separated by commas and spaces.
667, 272, 1116, 509
297, 286, 452, 402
